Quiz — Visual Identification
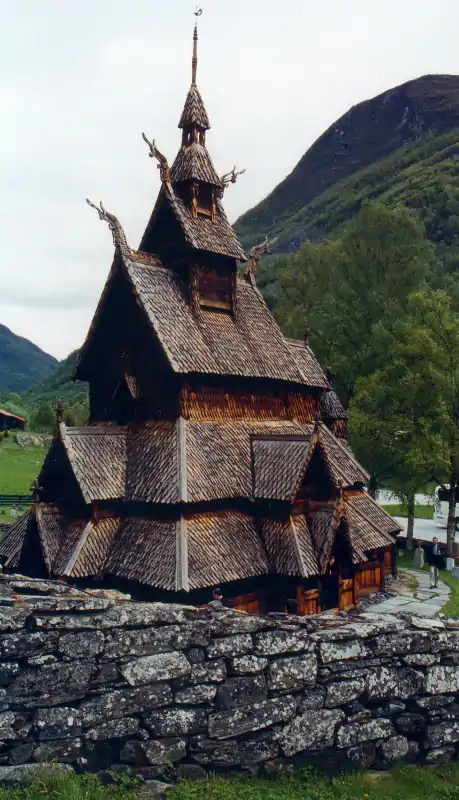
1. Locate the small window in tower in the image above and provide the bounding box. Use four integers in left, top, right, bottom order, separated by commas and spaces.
196, 184, 213, 217
198, 266, 232, 310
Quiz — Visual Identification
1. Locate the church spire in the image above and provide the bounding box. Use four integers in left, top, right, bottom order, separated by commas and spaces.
178, 11, 210, 131
192, 22, 198, 85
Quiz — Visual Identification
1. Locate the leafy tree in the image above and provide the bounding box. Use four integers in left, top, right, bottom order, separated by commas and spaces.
30, 403, 55, 434
64, 401, 89, 427
349, 320, 448, 547
271, 203, 435, 405
403, 287, 459, 557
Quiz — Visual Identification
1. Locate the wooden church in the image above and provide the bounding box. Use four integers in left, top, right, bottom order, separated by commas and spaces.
1, 22, 400, 614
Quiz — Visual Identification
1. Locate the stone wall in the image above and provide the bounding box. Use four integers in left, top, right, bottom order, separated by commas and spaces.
0, 574, 458, 786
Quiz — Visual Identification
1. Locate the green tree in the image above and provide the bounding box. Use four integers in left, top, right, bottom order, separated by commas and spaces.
270, 202, 435, 405
30, 403, 55, 434
404, 287, 459, 557
349, 323, 448, 547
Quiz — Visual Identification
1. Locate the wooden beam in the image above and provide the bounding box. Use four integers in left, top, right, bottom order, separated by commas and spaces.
178, 416, 188, 503
175, 516, 189, 592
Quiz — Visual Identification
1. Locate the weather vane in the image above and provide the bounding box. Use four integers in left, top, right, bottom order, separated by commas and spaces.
195, 7, 203, 16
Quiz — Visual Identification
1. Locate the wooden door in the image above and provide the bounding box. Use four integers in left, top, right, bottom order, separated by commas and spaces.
358, 561, 383, 596
296, 586, 320, 616
339, 576, 354, 611
383, 548, 393, 575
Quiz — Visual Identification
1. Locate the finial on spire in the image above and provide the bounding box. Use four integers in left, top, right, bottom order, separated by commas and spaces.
192, 8, 202, 84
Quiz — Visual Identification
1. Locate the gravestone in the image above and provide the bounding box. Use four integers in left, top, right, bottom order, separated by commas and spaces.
413, 546, 424, 570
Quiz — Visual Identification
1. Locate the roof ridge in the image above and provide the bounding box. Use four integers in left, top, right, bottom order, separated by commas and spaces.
289, 515, 308, 578
63, 520, 94, 576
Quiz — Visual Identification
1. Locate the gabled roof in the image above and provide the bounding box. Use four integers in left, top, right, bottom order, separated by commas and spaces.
262, 515, 318, 578
178, 84, 210, 129
78, 249, 327, 386
59, 424, 127, 503
143, 181, 246, 261
172, 142, 221, 185
252, 436, 314, 500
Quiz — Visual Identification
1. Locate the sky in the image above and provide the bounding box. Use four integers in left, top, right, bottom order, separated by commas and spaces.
2, 0, 459, 361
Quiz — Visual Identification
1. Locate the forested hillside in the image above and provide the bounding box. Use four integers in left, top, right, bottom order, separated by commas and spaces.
0, 324, 57, 393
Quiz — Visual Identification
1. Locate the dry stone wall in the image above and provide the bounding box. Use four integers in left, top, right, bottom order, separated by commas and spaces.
0, 574, 457, 785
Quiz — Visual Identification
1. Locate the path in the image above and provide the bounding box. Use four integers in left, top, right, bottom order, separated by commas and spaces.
368, 569, 450, 618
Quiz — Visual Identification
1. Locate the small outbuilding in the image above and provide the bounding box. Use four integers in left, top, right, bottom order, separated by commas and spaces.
0, 409, 25, 433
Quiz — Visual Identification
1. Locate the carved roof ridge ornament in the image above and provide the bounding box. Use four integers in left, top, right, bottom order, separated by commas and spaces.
141, 133, 171, 183
86, 199, 131, 258
243, 236, 278, 286
217, 166, 246, 199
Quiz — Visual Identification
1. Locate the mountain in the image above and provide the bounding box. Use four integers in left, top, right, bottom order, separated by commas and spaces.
0, 324, 58, 394
234, 75, 459, 262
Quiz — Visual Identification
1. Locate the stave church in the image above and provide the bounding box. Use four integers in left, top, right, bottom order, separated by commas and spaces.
1, 21, 400, 614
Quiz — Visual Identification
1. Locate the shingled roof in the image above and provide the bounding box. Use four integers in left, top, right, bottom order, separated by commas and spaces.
321, 390, 347, 421
252, 436, 314, 500
179, 84, 210, 130
143, 182, 246, 261
78, 252, 328, 387
2, 489, 397, 591
40, 419, 369, 508
171, 142, 221, 185
286, 340, 330, 388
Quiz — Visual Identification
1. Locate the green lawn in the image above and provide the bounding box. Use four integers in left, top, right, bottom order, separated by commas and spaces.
0, 438, 44, 495
382, 503, 434, 520
4, 765, 459, 800
159, 764, 459, 800
397, 549, 459, 617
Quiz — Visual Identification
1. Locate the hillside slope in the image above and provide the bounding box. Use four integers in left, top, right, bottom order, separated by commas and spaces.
235, 74, 459, 256
0, 324, 58, 393
21, 350, 87, 410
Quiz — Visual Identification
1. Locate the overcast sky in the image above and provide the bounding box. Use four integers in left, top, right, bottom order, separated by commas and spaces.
2, 0, 459, 360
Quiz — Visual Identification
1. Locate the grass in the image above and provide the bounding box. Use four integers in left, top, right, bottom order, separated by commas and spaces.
397, 549, 459, 617
170, 764, 459, 799
381, 504, 434, 520
0, 437, 45, 495
5, 765, 459, 800
0, 769, 138, 799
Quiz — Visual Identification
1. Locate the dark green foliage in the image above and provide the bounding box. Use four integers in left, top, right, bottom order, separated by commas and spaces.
268, 203, 434, 405
0, 325, 57, 394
